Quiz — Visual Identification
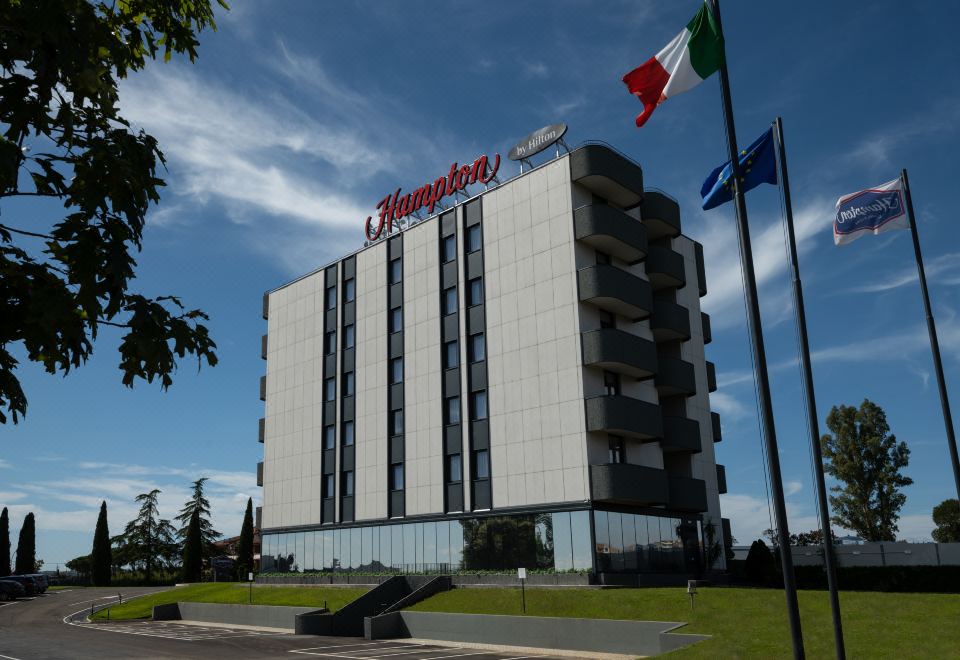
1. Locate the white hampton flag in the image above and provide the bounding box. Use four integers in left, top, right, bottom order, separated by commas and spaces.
833, 178, 909, 246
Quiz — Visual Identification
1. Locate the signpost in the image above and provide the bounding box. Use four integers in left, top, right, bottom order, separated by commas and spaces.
248, 572, 254, 604
508, 123, 569, 171
517, 567, 527, 613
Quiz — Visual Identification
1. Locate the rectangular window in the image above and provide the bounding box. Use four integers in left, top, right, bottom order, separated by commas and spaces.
446, 454, 462, 483
323, 425, 335, 450
471, 390, 488, 421
609, 435, 625, 464
342, 471, 354, 496
445, 396, 461, 425
323, 474, 335, 499
603, 370, 621, 396
389, 307, 402, 334
389, 258, 402, 284
466, 224, 482, 253
599, 310, 616, 330
390, 463, 404, 491
442, 286, 457, 315
343, 371, 355, 397
442, 234, 456, 263
343, 324, 355, 349
467, 277, 483, 306
473, 450, 490, 479
343, 278, 355, 303
468, 333, 485, 363
444, 340, 459, 369
325, 286, 336, 310
324, 377, 335, 402
342, 420, 354, 446
390, 357, 403, 384
389, 409, 403, 437
324, 330, 336, 355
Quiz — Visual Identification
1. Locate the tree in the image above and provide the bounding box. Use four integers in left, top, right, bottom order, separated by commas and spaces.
821, 399, 912, 542
91, 501, 112, 586
0, 0, 226, 425
703, 517, 722, 571
66, 554, 92, 580
115, 489, 177, 583
0, 507, 9, 576
14, 511, 35, 574
180, 509, 202, 582
932, 499, 960, 543
235, 497, 255, 579
176, 477, 220, 562
744, 539, 775, 585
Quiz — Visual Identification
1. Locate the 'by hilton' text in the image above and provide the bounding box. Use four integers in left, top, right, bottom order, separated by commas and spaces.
365, 153, 500, 240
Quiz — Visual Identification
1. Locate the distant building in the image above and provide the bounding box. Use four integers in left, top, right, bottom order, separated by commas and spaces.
211, 528, 261, 569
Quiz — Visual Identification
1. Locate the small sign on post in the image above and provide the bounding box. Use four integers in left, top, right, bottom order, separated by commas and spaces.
248, 572, 255, 604
687, 580, 698, 612
517, 567, 527, 613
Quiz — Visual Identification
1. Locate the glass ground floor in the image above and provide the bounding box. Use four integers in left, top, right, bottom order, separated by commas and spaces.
262, 508, 704, 575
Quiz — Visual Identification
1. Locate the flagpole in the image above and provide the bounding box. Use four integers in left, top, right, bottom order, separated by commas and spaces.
775, 117, 846, 660
901, 169, 960, 503
708, 3, 805, 658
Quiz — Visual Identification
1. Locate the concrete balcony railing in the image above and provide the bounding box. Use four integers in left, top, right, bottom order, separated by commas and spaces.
701, 312, 712, 344
585, 395, 663, 440
578, 264, 653, 321
650, 300, 691, 342
654, 356, 696, 397
574, 204, 648, 264
258, 417, 265, 444
706, 361, 717, 392
581, 328, 658, 379
667, 475, 708, 512
645, 244, 685, 290
590, 463, 669, 507
661, 416, 702, 454
711, 411, 722, 442
569, 144, 644, 208
717, 464, 728, 495
256, 461, 264, 487
640, 191, 681, 240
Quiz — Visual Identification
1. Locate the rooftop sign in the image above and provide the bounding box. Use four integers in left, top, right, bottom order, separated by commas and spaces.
508, 123, 568, 161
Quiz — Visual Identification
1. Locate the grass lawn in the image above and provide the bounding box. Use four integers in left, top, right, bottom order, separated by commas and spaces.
92, 583, 369, 621
407, 586, 960, 658
48, 585, 84, 591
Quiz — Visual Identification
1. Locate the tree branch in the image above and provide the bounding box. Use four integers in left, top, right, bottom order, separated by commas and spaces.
0, 223, 54, 239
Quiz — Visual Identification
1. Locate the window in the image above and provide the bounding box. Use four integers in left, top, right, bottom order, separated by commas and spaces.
343, 278, 355, 303
324, 330, 336, 355
390, 357, 403, 384
445, 396, 461, 425
389, 307, 402, 333
389, 258, 402, 284
323, 425, 335, 450
603, 370, 621, 396
599, 310, 616, 330
466, 224, 482, 253
323, 474, 335, 499
446, 454, 462, 482
471, 390, 488, 421
467, 277, 483, 306
342, 471, 354, 496
390, 463, 404, 491
473, 450, 490, 479
596, 251, 612, 265
324, 377, 335, 402
609, 435, 625, 464
389, 409, 403, 437
441, 234, 456, 263
343, 324, 355, 349
325, 286, 337, 310
342, 420, 354, 446
443, 340, 459, 369
343, 371, 355, 397
442, 286, 457, 315
468, 333, 485, 363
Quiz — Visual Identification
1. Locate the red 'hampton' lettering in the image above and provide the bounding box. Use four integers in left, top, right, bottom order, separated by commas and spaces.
364, 153, 500, 241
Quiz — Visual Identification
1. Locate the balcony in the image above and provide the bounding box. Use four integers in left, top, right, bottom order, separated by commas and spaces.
585, 395, 662, 440
581, 328, 658, 379
711, 411, 722, 442
258, 417, 265, 444
640, 191, 681, 240
650, 300, 691, 342
261, 334, 268, 360
262, 293, 269, 320
661, 416, 702, 454
645, 244, 685, 290
668, 475, 708, 512
701, 312, 712, 344
694, 242, 707, 297
574, 204, 648, 264
569, 144, 644, 208
590, 463, 669, 506
578, 264, 652, 321
706, 361, 717, 392
717, 464, 728, 495
259, 375, 266, 401
256, 461, 264, 487
654, 356, 696, 397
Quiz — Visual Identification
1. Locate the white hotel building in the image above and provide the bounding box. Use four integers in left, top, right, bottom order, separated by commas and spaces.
257, 143, 729, 580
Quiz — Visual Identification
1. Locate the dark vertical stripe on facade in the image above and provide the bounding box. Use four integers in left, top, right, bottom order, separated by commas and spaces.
438, 210, 464, 513
387, 236, 406, 517
321, 264, 338, 524
462, 199, 491, 510
340, 256, 357, 522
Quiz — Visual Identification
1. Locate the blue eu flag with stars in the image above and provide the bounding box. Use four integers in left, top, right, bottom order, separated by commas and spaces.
700, 127, 777, 210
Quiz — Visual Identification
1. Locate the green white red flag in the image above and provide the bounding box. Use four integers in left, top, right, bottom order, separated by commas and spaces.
622, 2, 724, 127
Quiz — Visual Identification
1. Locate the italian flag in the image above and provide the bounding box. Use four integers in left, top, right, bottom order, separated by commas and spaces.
622, 2, 724, 127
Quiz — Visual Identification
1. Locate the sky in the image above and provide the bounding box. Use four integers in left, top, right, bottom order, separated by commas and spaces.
3, 0, 960, 567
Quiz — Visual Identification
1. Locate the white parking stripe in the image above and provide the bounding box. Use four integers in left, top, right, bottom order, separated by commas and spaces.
0, 654, 26, 660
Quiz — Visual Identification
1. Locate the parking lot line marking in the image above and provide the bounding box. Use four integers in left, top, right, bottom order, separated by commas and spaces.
0, 654, 25, 660
407, 652, 487, 660
293, 642, 391, 651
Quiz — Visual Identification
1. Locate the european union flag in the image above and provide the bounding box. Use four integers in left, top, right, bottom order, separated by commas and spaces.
700, 127, 777, 210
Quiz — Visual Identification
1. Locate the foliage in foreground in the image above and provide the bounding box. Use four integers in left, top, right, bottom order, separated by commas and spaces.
932, 498, 960, 543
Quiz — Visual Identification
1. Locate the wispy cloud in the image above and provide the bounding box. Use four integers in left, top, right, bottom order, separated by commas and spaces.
522, 61, 550, 79
844, 100, 960, 168
709, 391, 751, 421
0, 458, 11, 469
844, 252, 960, 294
719, 492, 820, 544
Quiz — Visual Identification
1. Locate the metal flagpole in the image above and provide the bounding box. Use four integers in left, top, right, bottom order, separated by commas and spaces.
901, 169, 960, 502
708, 3, 805, 658
775, 117, 846, 660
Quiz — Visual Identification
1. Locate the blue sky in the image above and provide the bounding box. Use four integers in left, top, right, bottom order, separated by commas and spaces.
3, 0, 960, 566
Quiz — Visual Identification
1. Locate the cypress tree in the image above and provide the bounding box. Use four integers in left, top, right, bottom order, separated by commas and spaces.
0, 507, 10, 576
91, 501, 112, 586
181, 509, 203, 582
15, 512, 35, 574
236, 498, 254, 579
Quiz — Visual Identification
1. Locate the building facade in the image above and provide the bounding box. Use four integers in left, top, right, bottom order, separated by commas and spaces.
257, 144, 729, 577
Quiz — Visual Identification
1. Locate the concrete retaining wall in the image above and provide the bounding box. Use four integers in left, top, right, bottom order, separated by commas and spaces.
365, 611, 708, 657
153, 602, 325, 630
